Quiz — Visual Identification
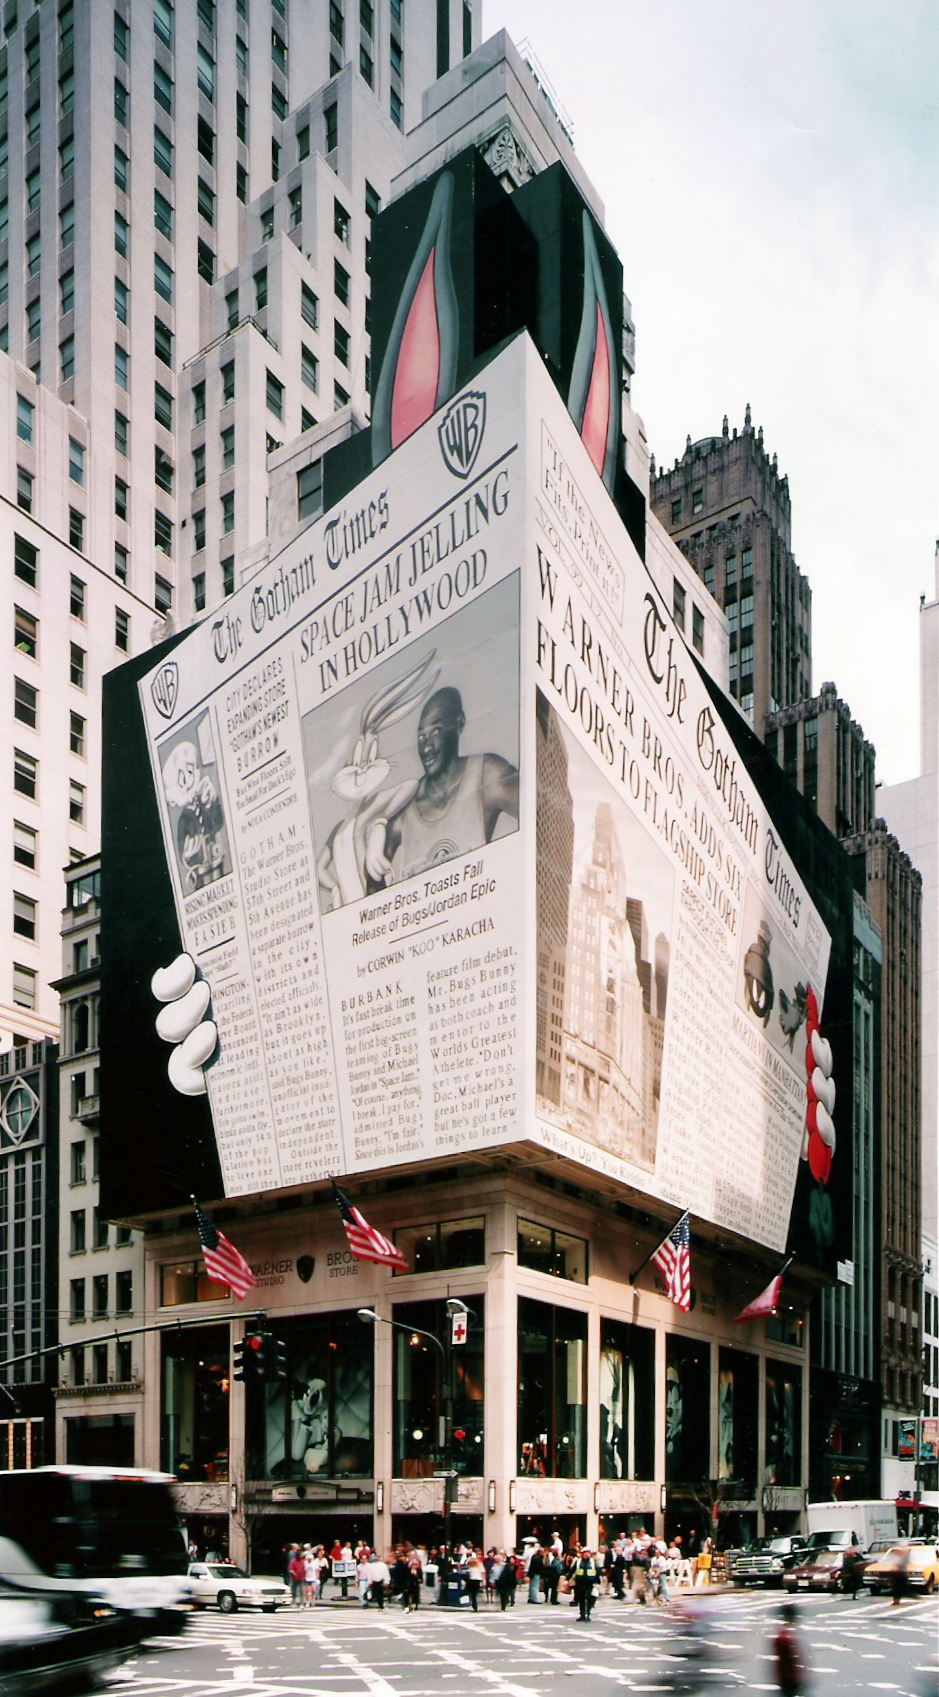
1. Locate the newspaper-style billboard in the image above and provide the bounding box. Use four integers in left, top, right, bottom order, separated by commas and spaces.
114, 334, 834, 1256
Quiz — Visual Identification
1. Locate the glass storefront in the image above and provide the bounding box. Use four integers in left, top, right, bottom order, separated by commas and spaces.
161, 1323, 230, 1482
765, 1359, 802, 1487
518, 1296, 587, 1478
599, 1317, 654, 1480
246, 1310, 373, 1481
717, 1346, 758, 1497
664, 1333, 710, 1484
392, 1297, 484, 1477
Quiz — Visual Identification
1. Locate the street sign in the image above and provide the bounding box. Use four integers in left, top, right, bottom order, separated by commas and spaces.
451, 1312, 468, 1345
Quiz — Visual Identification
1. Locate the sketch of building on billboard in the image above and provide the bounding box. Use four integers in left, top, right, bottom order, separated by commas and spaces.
304, 575, 521, 912
536, 696, 671, 1171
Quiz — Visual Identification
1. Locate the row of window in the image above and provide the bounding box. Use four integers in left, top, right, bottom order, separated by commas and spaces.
14, 525, 163, 618
66, 1339, 134, 1390
69, 1268, 133, 1320
70, 1209, 132, 1256
15, 681, 94, 741
15, 750, 83, 822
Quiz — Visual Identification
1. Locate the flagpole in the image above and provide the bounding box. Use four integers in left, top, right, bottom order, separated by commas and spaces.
629, 1211, 689, 1286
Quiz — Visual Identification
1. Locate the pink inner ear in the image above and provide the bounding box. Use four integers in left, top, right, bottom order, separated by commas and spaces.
581, 303, 610, 476
391, 248, 441, 449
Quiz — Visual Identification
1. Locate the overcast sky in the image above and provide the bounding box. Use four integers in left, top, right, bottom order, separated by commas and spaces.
485, 0, 939, 786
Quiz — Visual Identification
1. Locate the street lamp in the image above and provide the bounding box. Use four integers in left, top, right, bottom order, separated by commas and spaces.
357, 1307, 456, 1556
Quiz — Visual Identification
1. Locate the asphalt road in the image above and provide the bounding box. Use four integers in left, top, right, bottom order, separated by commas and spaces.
117, 1587, 938, 1697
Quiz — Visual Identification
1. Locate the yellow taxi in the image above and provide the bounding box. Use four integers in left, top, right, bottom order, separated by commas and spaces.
864, 1541, 939, 1595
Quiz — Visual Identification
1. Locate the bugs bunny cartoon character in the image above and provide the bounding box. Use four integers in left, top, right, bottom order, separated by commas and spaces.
317, 650, 439, 909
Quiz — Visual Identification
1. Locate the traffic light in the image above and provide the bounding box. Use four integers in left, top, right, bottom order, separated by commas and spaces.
261, 1334, 286, 1383
233, 1333, 265, 1382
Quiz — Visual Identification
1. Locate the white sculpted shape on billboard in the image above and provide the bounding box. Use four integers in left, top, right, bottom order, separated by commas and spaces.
137, 360, 527, 1197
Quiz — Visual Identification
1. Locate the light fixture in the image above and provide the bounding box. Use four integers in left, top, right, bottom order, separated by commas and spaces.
508, 1479, 516, 1514
357, 1308, 377, 1323
230, 1484, 238, 1513
412, 1427, 424, 1441
376, 1481, 384, 1514
445, 1297, 468, 1316
488, 1480, 496, 1513
660, 1483, 667, 1513
593, 1481, 600, 1513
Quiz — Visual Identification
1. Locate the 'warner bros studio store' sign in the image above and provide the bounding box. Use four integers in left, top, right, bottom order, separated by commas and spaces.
135, 337, 829, 1256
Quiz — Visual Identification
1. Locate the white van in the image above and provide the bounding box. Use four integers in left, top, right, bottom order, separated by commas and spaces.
805, 1499, 898, 1549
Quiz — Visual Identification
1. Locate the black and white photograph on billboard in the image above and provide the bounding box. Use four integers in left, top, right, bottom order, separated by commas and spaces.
158, 712, 231, 896
535, 691, 674, 1173
304, 573, 521, 911
737, 878, 824, 1065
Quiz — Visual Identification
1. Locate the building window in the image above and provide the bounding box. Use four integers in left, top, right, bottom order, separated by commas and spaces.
289, 186, 302, 228
673, 578, 686, 632
197, 179, 215, 227
691, 487, 703, 516
359, 45, 373, 85
115, 477, 129, 521
193, 509, 206, 552
329, 2, 344, 45
114, 210, 129, 259
272, 81, 288, 121
193, 573, 206, 612
324, 103, 338, 152
221, 491, 235, 534
69, 441, 85, 489
298, 124, 310, 160
390, 34, 403, 76
226, 288, 239, 330
334, 322, 350, 368
14, 678, 38, 730
390, 87, 402, 129
197, 0, 216, 29
154, 576, 173, 618
334, 259, 350, 308
25, 297, 41, 345
236, 34, 249, 76
92, 1344, 109, 1385
60, 336, 76, 385
114, 77, 129, 128
16, 469, 33, 514
334, 381, 350, 408
391, 1297, 481, 1478
196, 43, 215, 101
236, 92, 248, 144
221, 425, 235, 469
192, 444, 206, 490
154, 448, 174, 494
69, 574, 86, 619
198, 240, 215, 284
154, 511, 174, 558
69, 780, 85, 825
70, 712, 85, 755
26, 232, 42, 278
14, 750, 38, 800
13, 889, 37, 943
193, 380, 206, 425
12, 960, 37, 1010
222, 361, 235, 404
154, 254, 174, 305
115, 344, 129, 390
334, 199, 351, 245
236, 162, 248, 203
115, 544, 129, 583
518, 1220, 588, 1283
115, 1270, 133, 1315
70, 1280, 86, 1324
114, 11, 129, 60
154, 0, 174, 48
301, 344, 319, 392
154, 61, 173, 115
13, 820, 37, 871
154, 191, 173, 240
15, 607, 39, 660
266, 371, 284, 418
301, 282, 319, 329
692, 604, 705, 656
25, 169, 41, 216
92, 1276, 109, 1320
114, 277, 129, 324
222, 558, 234, 597
59, 70, 76, 116
69, 508, 84, 551
297, 459, 323, 520
255, 267, 268, 311
154, 318, 174, 366
16, 399, 35, 447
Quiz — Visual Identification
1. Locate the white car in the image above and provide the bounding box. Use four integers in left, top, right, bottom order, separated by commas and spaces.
187, 1563, 290, 1614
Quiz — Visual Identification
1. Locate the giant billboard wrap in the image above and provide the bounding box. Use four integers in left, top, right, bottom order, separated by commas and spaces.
108, 334, 838, 1262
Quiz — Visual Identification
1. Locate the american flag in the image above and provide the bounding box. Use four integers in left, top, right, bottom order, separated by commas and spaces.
193, 1201, 258, 1300
333, 1181, 407, 1271
651, 1212, 691, 1311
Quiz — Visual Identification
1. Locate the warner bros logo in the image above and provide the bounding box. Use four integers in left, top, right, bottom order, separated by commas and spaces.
439, 391, 486, 479
150, 661, 179, 719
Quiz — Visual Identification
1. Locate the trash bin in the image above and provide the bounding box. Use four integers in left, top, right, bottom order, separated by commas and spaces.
438, 1568, 470, 1607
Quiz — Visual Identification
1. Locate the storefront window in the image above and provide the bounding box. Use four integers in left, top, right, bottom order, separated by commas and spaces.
599, 1318, 654, 1480
247, 1311, 373, 1482
393, 1297, 484, 1478
518, 1220, 587, 1283
394, 1217, 484, 1274
665, 1334, 710, 1483
518, 1296, 587, 1478
765, 1359, 802, 1487
66, 1414, 134, 1468
161, 1323, 229, 1483
160, 1260, 230, 1305
717, 1347, 758, 1495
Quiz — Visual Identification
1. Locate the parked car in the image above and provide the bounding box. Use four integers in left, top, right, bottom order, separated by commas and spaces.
0, 1585, 143, 1695
728, 1535, 808, 1586
187, 1562, 290, 1613
857, 1537, 922, 1583
864, 1542, 939, 1596
783, 1547, 865, 1594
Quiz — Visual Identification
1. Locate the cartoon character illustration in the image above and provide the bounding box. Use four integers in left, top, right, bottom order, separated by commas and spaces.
293, 1376, 330, 1475
162, 735, 227, 892
316, 649, 440, 909
778, 981, 808, 1050
151, 952, 217, 1096
743, 920, 774, 1026
801, 986, 836, 1252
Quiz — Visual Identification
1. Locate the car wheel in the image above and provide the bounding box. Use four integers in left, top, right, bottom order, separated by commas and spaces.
925, 1576, 936, 1595
217, 1591, 238, 1614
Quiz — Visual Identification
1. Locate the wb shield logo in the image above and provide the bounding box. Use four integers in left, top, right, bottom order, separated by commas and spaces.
151, 661, 179, 720
439, 391, 486, 479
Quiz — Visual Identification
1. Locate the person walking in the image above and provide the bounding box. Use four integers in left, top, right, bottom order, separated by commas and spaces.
495, 1551, 517, 1611
405, 1552, 423, 1613
466, 1548, 485, 1611
369, 1553, 390, 1609
288, 1545, 305, 1608
573, 1548, 598, 1621
543, 1548, 562, 1605
773, 1602, 808, 1695
527, 1545, 544, 1603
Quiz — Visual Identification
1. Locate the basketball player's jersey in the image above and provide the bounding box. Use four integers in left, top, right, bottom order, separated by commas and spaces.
399, 755, 485, 880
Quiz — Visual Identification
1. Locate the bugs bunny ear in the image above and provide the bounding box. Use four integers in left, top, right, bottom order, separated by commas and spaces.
361, 649, 440, 735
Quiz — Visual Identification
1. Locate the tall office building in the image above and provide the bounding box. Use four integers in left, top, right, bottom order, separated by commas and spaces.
0, 0, 481, 1047
650, 408, 812, 731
